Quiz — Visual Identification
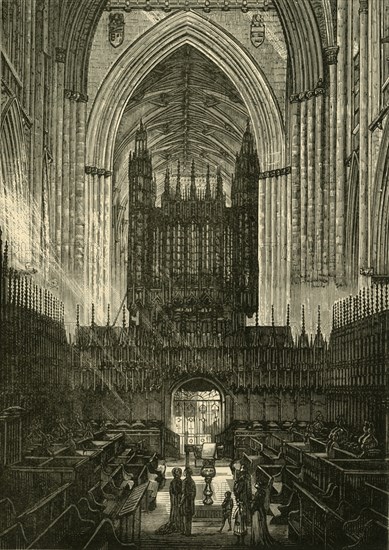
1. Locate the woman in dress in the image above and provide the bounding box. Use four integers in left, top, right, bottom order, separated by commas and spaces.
250, 481, 275, 547
233, 499, 248, 545
156, 467, 183, 534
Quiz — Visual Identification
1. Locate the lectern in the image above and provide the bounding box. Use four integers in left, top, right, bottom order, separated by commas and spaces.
200, 442, 217, 505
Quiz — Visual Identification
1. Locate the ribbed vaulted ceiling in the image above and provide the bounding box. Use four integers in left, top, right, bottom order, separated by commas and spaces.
114, 44, 251, 195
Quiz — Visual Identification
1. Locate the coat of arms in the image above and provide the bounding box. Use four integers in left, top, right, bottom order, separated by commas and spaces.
250, 14, 265, 48
108, 13, 124, 48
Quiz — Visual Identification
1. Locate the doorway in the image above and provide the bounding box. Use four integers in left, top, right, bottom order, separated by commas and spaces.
172, 379, 223, 455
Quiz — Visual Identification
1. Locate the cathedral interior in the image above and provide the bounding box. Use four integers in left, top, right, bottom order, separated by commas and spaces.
0, 0, 389, 549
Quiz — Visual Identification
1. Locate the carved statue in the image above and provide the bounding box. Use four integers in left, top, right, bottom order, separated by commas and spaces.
358, 422, 379, 457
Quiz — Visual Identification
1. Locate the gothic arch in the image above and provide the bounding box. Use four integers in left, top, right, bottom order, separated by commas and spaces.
59, 1, 329, 99
275, 0, 324, 93
0, 96, 29, 263
169, 375, 230, 433
86, 9, 285, 171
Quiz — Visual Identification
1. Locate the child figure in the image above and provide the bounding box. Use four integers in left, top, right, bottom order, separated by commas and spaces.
233, 499, 248, 545
219, 491, 234, 532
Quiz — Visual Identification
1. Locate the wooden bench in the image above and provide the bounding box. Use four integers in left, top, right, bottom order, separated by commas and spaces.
342, 508, 389, 550
87, 482, 105, 510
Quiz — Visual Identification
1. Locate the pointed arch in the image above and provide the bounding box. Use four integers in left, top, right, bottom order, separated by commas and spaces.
86, 9, 285, 171
0, 95, 30, 266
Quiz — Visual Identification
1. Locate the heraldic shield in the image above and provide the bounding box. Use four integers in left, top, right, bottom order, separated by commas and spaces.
250, 14, 265, 48
109, 12, 125, 48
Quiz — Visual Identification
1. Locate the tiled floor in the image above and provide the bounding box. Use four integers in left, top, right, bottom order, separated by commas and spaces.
140, 462, 293, 549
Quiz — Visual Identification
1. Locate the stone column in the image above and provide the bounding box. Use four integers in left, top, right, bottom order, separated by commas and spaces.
103, 171, 112, 313
75, 98, 87, 276
276, 174, 282, 318
84, 168, 93, 306
54, 49, 65, 262
314, 90, 324, 279
324, 46, 339, 279
286, 170, 292, 307
271, 176, 277, 310
258, 178, 266, 322
97, 169, 105, 317
290, 100, 301, 285
306, 95, 315, 281
62, 90, 71, 269
69, 96, 77, 272
358, 0, 369, 284
300, 99, 308, 281
265, 177, 272, 323
336, 0, 348, 285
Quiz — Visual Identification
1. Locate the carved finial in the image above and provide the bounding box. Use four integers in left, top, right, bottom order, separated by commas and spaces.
271, 304, 275, 327
362, 287, 366, 317
122, 305, 126, 328
380, 283, 384, 312
286, 304, 290, 327
216, 166, 223, 199
3, 241, 8, 274
190, 159, 196, 199
91, 303, 95, 328
314, 305, 324, 348
375, 284, 379, 313
76, 304, 80, 328
301, 305, 306, 335
107, 304, 110, 326
164, 167, 170, 196
205, 164, 211, 199
255, 310, 259, 327
175, 160, 181, 198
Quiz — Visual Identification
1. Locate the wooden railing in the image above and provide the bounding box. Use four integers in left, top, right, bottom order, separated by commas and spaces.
26, 504, 95, 549
364, 481, 389, 519
83, 518, 136, 549
302, 453, 325, 490
292, 482, 346, 549
0, 522, 28, 550
0, 498, 16, 534
17, 483, 71, 543
284, 442, 307, 467
163, 426, 180, 459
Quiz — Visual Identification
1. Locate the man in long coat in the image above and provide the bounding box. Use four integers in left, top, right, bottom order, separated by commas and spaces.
180, 467, 197, 536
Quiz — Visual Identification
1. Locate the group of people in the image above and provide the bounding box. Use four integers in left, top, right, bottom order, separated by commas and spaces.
157, 462, 274, 547
156, 467, 197, 536
227, 465, 275, 547
323, 416, 380, 458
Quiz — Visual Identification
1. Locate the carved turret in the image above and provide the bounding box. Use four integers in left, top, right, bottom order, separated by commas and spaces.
162, 168, 170, 205
216, 167, 223, 200
175, 160, 181, 199
205, 164, 212, 200
190, 159, 197, 200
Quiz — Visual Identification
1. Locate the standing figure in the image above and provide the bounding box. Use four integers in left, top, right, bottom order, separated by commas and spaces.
250, 481, 275, 547
233, 467, 251, 525
233, 500, 248, 545
156, 467, 183, 534
180, 467, 197, 536
219, 491, 234, 532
